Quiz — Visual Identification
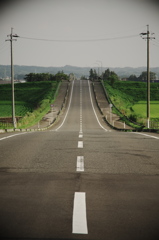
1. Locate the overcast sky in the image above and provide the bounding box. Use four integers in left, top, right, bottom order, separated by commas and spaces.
0, 0, 159, 68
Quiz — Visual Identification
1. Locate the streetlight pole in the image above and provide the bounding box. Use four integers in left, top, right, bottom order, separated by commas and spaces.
97, 60, 103, 81
6, 28, 19, 128
94, 62, 100, 81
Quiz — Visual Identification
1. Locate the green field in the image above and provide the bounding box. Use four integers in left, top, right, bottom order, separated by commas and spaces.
0, 100, 32, 117
132, 101, 159, 118
104, 80, 159, 127
0, 81, 59, 128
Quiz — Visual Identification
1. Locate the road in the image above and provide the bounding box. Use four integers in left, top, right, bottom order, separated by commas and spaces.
0, 80, 159, 240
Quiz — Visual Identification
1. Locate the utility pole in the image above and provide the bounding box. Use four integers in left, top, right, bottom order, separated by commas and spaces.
140, 25, 155, 128
6, 28, 19, 128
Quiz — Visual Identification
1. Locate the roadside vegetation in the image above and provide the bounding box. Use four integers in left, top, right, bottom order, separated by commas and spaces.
104, 80, 159, 127
88, 68, 159, 129
0, 72, 69, 129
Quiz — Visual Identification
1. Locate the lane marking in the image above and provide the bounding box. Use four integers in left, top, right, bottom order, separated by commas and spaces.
88, 80, 108, 132
78, 141, 83, 148
79, 134, 83, 138
72, 192, 88, 234
79, 79, 83, 134
0, 132, 28, 141
54, 80, 75, 131
132, 132, 159, 140
76, 156, 84, 172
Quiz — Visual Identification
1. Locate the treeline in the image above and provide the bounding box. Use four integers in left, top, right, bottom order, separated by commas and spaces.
89, 68, 157, 83
89, 68, 119, 81
24, 71, 69, 82
128, 71, 157, 81
89, 68, 119, 86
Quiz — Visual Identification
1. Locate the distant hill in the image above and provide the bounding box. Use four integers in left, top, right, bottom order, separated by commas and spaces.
0, 64, 159, 79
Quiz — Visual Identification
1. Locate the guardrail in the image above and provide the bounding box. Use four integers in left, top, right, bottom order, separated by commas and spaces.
0, 120, 13, 129
145, 120, 159, 129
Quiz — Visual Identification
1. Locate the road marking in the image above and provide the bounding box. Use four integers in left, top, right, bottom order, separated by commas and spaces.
78, 141, 83, 148
132, 132, 159, 140
0, 132, 28, 141
88, 80, 108, 132
79, 80, 83, 134
76, 156, 84, 172
72, 192, 88, 234
54, 80, 74, 131
79, 134, 83, 138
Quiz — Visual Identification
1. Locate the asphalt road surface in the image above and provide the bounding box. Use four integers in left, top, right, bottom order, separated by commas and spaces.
0, 80, 159, 240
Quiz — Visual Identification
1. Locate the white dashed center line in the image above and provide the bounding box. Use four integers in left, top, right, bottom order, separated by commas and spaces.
72, 192, 88, 234
72, 81, 88, 235
76, 156, 84, 172
79, 80, 83, 134
78, 141, 83, 148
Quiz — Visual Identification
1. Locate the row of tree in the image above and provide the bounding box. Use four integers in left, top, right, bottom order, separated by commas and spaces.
128, 71, 157, 81
89, 68, 157, 83
89, 68, 119, 85
24, 71, 69, 82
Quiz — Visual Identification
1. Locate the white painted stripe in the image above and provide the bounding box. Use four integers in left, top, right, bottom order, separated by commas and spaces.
88, 80, 108, 132
79, 134, 83, 138
76, 156, 84, 172
72, 192, 88, 234
132, 132, 159, 140
79, 80, 83, 134
0, 132, 28, 141
54, 80, 74, 131
78, 141, 83, 148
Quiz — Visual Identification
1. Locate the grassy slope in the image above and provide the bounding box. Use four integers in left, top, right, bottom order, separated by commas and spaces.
0, 81, 59, 128
104, 80, 159, 123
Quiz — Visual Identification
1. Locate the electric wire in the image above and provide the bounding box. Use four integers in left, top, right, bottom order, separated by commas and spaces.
19, 34, 139, 43
0, 41, 10, 54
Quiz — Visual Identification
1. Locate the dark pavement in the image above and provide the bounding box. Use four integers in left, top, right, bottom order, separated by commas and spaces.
0, 80, 159, 240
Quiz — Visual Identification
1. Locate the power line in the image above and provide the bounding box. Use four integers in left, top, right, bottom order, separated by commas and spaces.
152, 44, 159, 48
19, 34, 139, 43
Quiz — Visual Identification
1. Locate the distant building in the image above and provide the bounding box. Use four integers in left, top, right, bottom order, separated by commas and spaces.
0, 80, 11, 84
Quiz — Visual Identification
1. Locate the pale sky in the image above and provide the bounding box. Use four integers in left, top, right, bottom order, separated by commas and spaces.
0, 0, 159, 68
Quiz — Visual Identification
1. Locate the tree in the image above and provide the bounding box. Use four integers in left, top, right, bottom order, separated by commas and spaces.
103, 68, 111, 80
89, 68, 94, 80
89, 68, 98, 81
93, 69, 98, 80
109, 73, 119, 86
138, 71, 156, 81
80, 75, 87, 80
24, 72, 66, 82
128, 74, 138, 81
55, 71, 68, 81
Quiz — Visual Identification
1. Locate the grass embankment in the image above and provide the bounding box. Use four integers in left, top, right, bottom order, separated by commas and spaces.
0, 81, 60, 128
104, 80, 159, 127
133, 101, 159, 119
